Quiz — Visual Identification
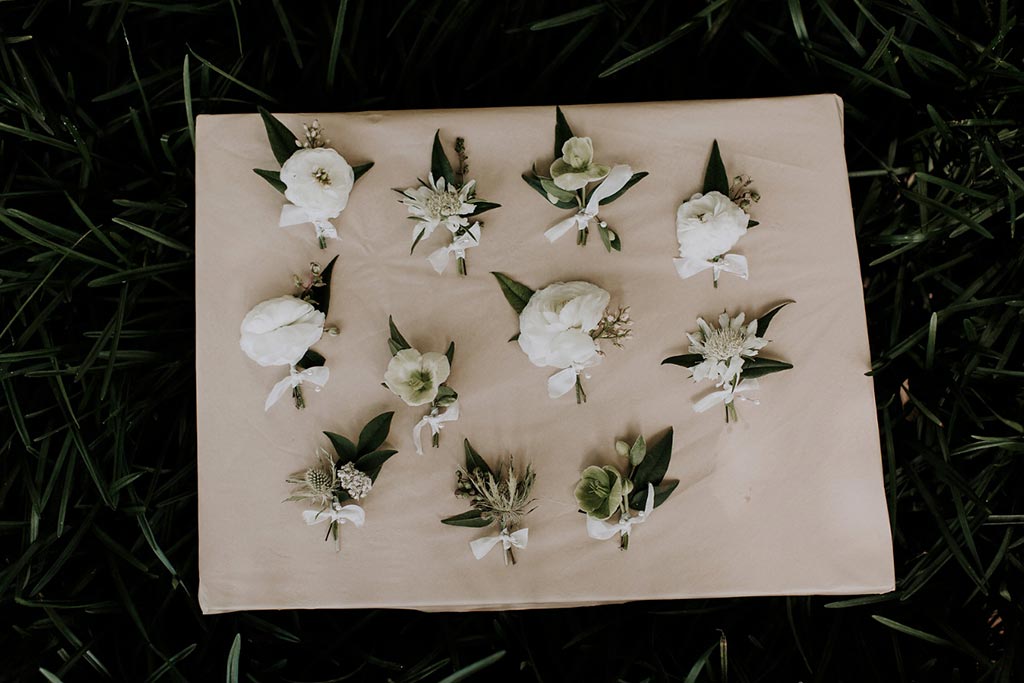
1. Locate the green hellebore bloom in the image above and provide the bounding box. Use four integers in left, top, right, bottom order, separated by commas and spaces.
574, 465, 633, 520
550, 136, 610, 192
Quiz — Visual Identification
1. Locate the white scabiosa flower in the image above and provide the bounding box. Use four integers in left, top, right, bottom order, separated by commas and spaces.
687, 312, 767, 386
676, 191, 750, 262
383, 348, 451, 406
280, 147, 355, 218
550, 136, 610, 191
400, 174, 477, 243
517, 281, 609, 370
239, 296, 325, 367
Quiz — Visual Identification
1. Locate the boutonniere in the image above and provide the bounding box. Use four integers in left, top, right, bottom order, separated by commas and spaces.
397, 132, 501, 276
493, 272, 631, 403
285, 412, 397, 551
252, 108, 374, 249
674, 140, 761, 286
239, 258, 339, 411
442, 440, 536, 566
522, 107, 647, 252
662, 303, 793, 422
575, 429, 678, 550
381, 316, 459, 455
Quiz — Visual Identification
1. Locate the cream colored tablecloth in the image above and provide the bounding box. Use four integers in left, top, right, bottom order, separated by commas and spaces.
195, 95, 894, 613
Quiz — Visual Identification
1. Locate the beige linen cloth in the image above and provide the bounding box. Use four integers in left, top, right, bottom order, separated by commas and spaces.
196, 95, 894, 613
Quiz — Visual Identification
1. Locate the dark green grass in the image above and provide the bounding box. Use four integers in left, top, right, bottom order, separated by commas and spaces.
1, 1, 1022, 681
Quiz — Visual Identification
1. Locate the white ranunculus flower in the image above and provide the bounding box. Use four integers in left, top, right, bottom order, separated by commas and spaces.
676, 191, 750, 262
518, 281, 610, 369
280, 147, 355, 217
687, 312, 767, 386
550, 136, 610, 192
240, 296, 326, 367
383, 348, 451, 406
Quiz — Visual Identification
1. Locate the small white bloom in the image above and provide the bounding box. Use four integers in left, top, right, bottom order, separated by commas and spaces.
336, 461, 373, 500
687, 312, 768, 386
676, 191, 750, 262
239, 296, 325, 367
280, 147, 354, 218
383, 348, 451, 406
518, 281, 609, 370
400, 174, 477, 244
550, 136, 610, 191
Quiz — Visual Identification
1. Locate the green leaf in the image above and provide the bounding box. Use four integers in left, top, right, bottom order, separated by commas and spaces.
598, 222, 613, 252
353, 161, 374, 182
431, 130, 456, 185
629, 435, 646, 466
539, 178, 577, 204
298, 349, 325, 369
662, 354, 703, 368
357, 412, 394, 455
309, 255, 338, 315
632, 427, 673, 491
226, 634, 241, 683
464, 439, 492, 477
438, 650, 506, 683
257, 106, 299, 166
553, 106, 574, 161
435, 385, 458, 407
523, 173, 578, 209
469, 200, 501, 217
355, 449, 398, 481
410, 227, 427, 255
491, 272, 534, 316
740, 358, 793, 379
253, 168, 286, 194
444, 341, 455, 365
598, 171, 648, 205
388, 316, 411, 355
756, 301, 793, 337
630, 479, 679, 511
440, 510, 492, 528
702, 140, 729, 195
324, 431, 357, 464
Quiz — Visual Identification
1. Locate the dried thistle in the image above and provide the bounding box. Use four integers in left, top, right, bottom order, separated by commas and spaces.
285, 448, 337, 507
456, 457, 536, 532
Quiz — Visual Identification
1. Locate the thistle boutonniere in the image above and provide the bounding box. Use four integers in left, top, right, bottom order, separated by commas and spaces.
381, 316, 459, 454
522, 107, 647, 252
442, 440, 536, 566
239, 257, 339, 411
662, 302, 793, 422
674, 140, 761, 287
252, 108, 374, 249
492, 272, 632, 403
285, 412, 397, 551
397, 132, 501, 276
575, 429, 678, 550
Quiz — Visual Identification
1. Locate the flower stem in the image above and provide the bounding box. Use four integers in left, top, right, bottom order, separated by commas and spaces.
620, 532, 629, 551
457, 256, 467, 277
432, 431, 440, 448
575, 375, 587, 404
726, 401, 738, 423
293, 385, 306, 410
504, 545, 516, 566
317, 234, 327, 250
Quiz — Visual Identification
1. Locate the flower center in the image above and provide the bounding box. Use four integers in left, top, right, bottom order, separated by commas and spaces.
407, 370, 434, 393
425, 188, 464, 217
697, 212, 711, 223
312, 167, 331, 186
701, 327, 747, 361
304, 467, 332, 494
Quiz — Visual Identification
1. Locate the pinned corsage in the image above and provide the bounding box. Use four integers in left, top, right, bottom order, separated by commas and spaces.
493, 272, 631, 403
662, 303, 793, 422
382, 316, 459, 455
397, 132, 501, 276
575, 429, 678, 550
442, 440, 536, 566
253, 108, 373, 249
522, 107, 647, 251
285, 412, 397, 551
674, 140, 761, 286
240, 258, 339, 411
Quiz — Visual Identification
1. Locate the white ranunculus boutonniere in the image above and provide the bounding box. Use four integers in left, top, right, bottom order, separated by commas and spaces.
285, 412, 398, 551
442, 440, 536, 567
252, 109, 374, 249
239, 258, 339, 411
674, 140, 762, 286
575, 429, 678, 550
493, 272, 632, 404
662, 302, 793, 422
523, 107, 648, 252
382, 317, 460, 454
397, 132, 501, 276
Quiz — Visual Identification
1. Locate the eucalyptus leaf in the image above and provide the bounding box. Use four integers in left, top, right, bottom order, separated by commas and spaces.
298, 349, 325, 369
357, 411, 394, 456
309, 255, 338, 315
740, 358, 793, 379
355, 449, 398, 480
702, 140, 729, 195
661, 353, 704, 368
553, 106, 574, 161
441, 510, 492, 528
431, 130, 456, 186
252, 168, 285, 194
756, 301, 793, 338
492, 272, 534, 316
464, 439, 492, 477
631, 427, 673, 490
258, 106, 299, 166
353, 161, 374, 182
598, 171, 648, 206
324, 431, 357, 464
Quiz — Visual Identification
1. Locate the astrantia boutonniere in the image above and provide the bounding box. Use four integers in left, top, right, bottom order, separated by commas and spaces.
441, 440, 536, 566
252, 108, 374, 249
662, 302, 793, 422
674, 140, 761, 287
240, 258, 339, 411
575, 429, 678, 550
492, 272, 632, 403
397, 132, 501, 276
382, 316, 459, 455
522, 107, 647, 252
285, 412, 397, 551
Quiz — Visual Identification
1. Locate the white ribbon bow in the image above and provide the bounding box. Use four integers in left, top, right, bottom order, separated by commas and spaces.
547, 359, 598, 399
427, 223, 481, 274
470, 527, 529, 560
279, 204, 339, 241
673, 253, 749, 282
586, 483, 656, 540
412, 401, 461, 455
302, 504, 365, 527
544, 164, 634, 242
265, 365, 330, 411
693, 379, 761, 413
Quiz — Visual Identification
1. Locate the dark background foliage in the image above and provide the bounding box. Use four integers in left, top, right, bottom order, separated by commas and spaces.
1, 0, 1022, 681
